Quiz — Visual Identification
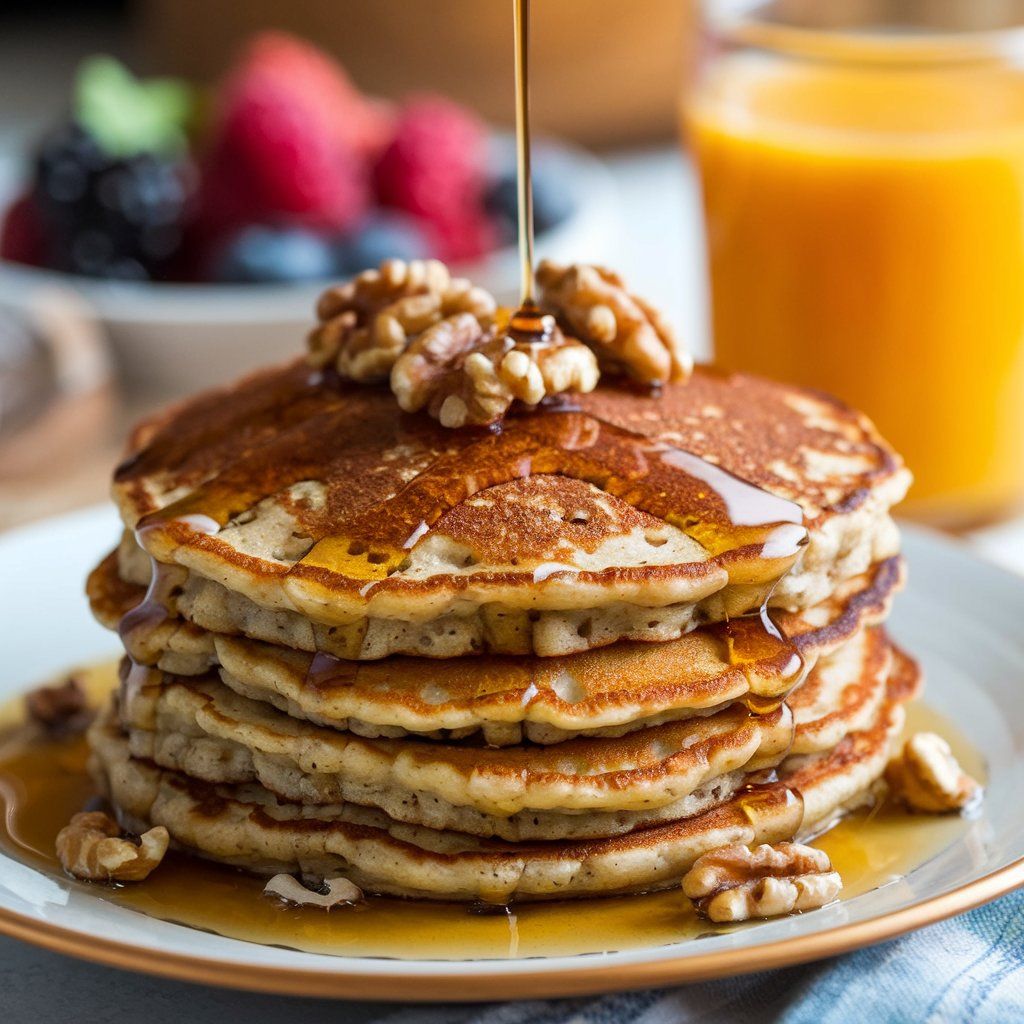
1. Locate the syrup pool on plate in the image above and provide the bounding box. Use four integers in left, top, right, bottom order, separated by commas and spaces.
0, 661, 985, 961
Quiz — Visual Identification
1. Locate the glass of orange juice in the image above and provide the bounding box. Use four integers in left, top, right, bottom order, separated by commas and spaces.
686, 0, 1024, 527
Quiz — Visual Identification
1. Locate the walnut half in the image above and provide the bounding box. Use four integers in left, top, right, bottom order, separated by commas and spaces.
391, 313, 599, 428
682, 842, 842, 923
56, 811, 168, 882
25, 675, 93, 737
264, 874, 364, 908
537, 260, 692, 385
309, 259, 496, 382
886, 732, 981, 813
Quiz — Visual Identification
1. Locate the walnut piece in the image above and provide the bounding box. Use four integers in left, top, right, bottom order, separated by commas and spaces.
25, 675, 93, 737
308, 258, 691, 428
308, 259, 496, 381
537, 260, 692, 385
264, 873, 364, 908
885, 732, 981, 813
391, 313, 600, 428
56, 811, 168, 882
682, 842, 842, 923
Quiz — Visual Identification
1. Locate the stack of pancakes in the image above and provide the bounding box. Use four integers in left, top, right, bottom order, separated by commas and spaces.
86, 362, 914, 901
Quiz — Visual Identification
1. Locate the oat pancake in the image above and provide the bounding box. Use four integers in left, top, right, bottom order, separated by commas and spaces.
108, 363, 908, 658
90, 667, 911, 901
116, 671, 793, 840
89, 555, 903, 745
113, 625, 897, 841
789, 625, 891, 755
785, 643, 921, 830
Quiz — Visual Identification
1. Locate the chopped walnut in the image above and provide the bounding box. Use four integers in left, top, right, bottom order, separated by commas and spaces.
25, 675, 93, 737
391, 312, 599, 428
537, 260, 691, 385
682, 842, 842, 923
264, 873, 364, 908
56, 811, 168, 882
308, 259, 496, 381
886, 732, 981, 813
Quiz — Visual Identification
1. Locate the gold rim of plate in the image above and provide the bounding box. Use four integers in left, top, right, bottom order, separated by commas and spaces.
1, 858, 1022, 1002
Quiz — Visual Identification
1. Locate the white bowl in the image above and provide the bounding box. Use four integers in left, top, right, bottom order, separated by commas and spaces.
0, 139, 617, 400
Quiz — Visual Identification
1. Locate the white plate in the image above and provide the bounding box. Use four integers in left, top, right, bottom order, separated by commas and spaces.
1, 507, 1023, 1000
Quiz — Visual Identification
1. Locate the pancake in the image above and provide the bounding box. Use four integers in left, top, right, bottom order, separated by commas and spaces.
109, 363, 908, 658
116, 671, 793, 840
786, 642, 922, 830
89, 671, 911, 901
114, 624, 896, 840
89, 555, 903, 746
789, 626, 891, 755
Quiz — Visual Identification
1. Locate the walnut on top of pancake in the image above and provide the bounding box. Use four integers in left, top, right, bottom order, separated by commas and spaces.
306, 257, 691, 428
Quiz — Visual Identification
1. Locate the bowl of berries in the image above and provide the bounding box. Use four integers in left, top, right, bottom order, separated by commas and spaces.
0, 34, 614, 397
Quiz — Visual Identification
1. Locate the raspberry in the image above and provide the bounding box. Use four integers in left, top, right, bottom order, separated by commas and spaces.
373, 96, 488, 230
197, 33, 379, 236
0, 192, 47, 266
428, 210, 498, 264
237, 33, 391, 158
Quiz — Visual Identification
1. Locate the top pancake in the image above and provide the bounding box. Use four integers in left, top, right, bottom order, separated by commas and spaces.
110, 361, 908, 657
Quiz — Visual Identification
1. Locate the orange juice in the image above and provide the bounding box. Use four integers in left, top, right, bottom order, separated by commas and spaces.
688, 31, 1024, 525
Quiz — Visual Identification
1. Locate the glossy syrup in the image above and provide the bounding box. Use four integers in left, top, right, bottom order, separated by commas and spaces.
0, 663, 985, 961
513, 0, 536, 306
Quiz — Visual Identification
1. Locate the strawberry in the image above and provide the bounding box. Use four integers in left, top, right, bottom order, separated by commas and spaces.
373, 95, 488, 229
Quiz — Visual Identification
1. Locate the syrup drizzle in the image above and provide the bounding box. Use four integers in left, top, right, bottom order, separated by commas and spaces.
513, 0, 536, 306
313, 415, 805, 582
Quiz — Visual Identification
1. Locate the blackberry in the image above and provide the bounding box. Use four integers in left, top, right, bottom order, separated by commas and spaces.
32, 120, 193, 281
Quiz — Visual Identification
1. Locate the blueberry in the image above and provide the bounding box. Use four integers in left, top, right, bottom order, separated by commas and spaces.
212, 225, 336, 284
337, 212, 431, 274
485, 164, 575, 242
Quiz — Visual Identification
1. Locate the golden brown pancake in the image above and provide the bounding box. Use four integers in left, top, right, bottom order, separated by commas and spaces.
118, 673, 792, 840
113, 626, 898, 841
789, 625, 892, 755
88, 553, 903, 745
107, 362, 909, 658
89, 663, 913, 901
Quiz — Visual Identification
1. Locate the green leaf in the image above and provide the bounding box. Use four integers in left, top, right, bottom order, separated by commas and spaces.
74, 55, 193, 159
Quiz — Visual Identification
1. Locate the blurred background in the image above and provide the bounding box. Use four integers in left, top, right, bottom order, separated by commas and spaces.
5, 0, 1024, 553
0, 0, 704, 528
